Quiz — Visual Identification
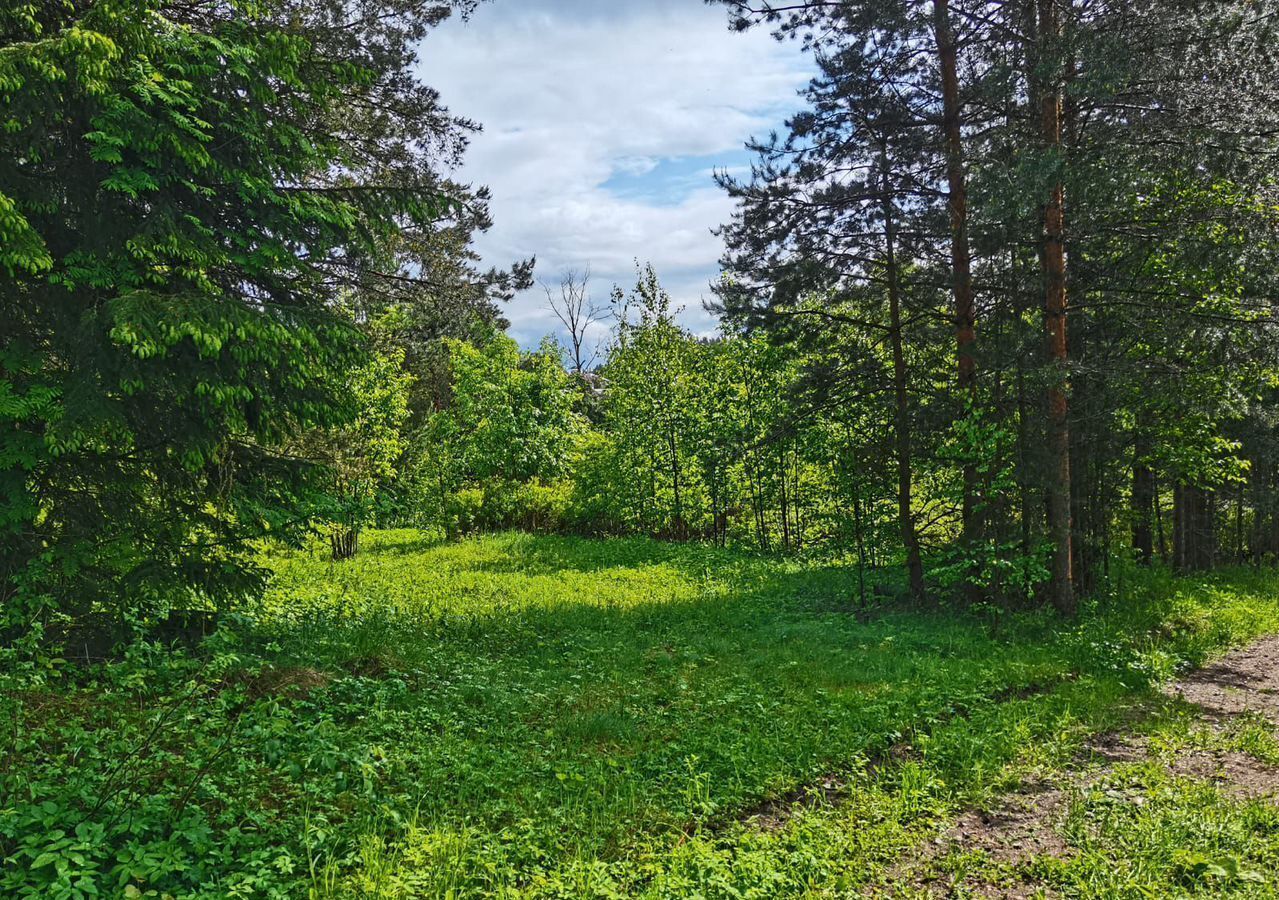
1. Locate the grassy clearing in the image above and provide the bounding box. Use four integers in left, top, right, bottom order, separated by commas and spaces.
6, 530, 1279, 898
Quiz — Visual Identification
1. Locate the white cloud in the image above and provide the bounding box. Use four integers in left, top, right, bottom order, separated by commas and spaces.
417, 0, 811, 348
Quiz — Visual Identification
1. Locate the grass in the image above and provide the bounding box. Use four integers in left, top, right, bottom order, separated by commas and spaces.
6, 529, 1279, 897
894, 698, 1279, 897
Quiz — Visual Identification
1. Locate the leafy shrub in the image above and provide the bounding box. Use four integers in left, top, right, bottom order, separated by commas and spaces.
495, 480, 571, 533
444, 487, 486, 537
563, 432, 629, 535
439, 480, 572, 536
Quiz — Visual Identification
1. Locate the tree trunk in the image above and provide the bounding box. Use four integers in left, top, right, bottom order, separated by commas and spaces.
709, 468, 722, 546
792, 447, 804, 551
667, 426, 684, 539
1037, 0, 1074, 615
879, 144, 927, 603
1236, 488, 1245, 564
1251, 464, 1267, 565
744, 442, 768, 550
1069, 359, 1096, 597
1207, 491, 1219, 568
330, 527, 360, 561
1154, 472, 1168, 563
933, 0, 981, 589
1173, 482, 1185, 571
1015, 358, 1037, 600
1131, 430, 1154, 565
779, 446, 792, 551
1174, 483, 1216, 572
851, 477, 868, 608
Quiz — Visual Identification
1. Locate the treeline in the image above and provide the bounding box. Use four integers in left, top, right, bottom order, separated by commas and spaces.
372, 0, 1279, 613
361, 238, 1279, 610
704, 0, 1279, 610
367, 266, 906, 567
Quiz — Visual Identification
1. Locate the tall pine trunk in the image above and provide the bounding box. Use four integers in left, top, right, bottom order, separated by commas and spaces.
880, 144, 927, 602
933, 0, 981, 587
1036, 0, 1075, 615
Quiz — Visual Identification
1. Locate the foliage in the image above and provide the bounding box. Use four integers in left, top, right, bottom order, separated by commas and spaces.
0, 0, 468, 625
410, 334, 582, 535
294, 332, 414, 556
602, 267, 706, 537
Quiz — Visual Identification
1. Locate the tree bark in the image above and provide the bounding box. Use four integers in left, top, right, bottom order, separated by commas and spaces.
1251, 463, 1267, 565
1154, 472, 1168, 563
1173, 482, 1185, 571
330, 527, 359, 561
851, 477, 868, 607
1236, 488, 1245, 564
1131, 430, 1154, 565
933, 0, 981, 582
1037, 0, 1075, 615
879, 144, 927, 602
1015, 356, 1037, 598
1174, 483, 1216, 572
778, 445, 792, 551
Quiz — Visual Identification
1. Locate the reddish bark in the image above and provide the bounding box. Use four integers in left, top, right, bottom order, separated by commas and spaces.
933, 0, 980, 556
1038, 0, 1075, 615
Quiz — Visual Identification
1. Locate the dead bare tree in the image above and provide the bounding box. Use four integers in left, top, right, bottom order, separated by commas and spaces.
544, 267, 604, 374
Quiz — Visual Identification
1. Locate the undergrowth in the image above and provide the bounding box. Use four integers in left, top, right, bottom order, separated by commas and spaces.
5, 530, 1279, 898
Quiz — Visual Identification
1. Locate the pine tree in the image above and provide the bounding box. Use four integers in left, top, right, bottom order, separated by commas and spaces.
716, 13, 945, 599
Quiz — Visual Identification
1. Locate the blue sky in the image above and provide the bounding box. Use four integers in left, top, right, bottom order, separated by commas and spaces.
600, 153, 753, 206
417, 0, 812, 348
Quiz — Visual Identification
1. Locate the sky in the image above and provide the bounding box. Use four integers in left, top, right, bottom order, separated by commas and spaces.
417, 0, 813, 349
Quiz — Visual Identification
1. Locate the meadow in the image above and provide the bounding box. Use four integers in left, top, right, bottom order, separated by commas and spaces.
7, 530, 1279, 898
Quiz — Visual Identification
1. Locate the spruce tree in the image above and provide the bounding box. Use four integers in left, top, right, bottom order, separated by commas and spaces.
0, 0, 482, 626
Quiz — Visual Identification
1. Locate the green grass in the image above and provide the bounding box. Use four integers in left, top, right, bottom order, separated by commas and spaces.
6, 530, 1279, 898
894, 695, 1279, 897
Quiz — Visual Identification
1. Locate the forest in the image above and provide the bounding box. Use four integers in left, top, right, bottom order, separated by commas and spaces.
6, 0, 1279, 897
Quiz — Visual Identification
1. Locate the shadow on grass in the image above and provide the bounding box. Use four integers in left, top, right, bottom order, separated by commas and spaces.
250, 549, 1232, 865
354, 530, 446, 557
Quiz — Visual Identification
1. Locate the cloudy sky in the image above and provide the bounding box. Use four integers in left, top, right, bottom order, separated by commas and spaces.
417, 0, 813, 348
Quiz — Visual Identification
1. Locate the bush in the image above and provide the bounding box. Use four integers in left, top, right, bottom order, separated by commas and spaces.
438, 481, 571, 537
507, 481, 572, 533
444, 487, 486, 537
563, 432, 629, 535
